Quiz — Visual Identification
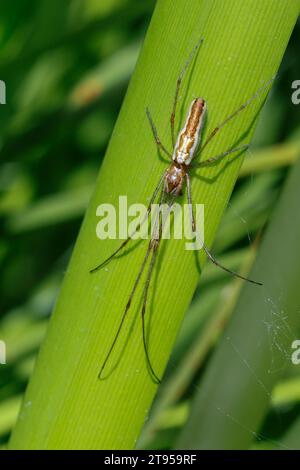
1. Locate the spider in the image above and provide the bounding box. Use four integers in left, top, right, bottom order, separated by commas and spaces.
91, 38, 273, 383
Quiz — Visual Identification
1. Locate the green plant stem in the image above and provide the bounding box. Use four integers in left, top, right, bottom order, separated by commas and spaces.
240, 141, 300, 177
9, 0, 299, 450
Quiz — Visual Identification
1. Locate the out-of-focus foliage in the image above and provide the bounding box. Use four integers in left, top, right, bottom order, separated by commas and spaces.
0, 0, 299, 449
0, 0, 155, 446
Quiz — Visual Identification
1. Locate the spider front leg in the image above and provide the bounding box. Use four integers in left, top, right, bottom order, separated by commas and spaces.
170, 38, 204, 147
146, 108, 172, 159
199, 76, 275, 153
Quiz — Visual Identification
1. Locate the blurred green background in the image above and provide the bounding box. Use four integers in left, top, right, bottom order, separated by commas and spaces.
0, 0, 299, 449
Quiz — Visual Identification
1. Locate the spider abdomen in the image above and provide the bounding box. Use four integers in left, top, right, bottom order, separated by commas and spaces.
173, 97, 206, 165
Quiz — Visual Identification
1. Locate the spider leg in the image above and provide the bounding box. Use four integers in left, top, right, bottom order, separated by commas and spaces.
141, 241, 161, 383
193, 145, 249, 168
170, 37, 204, 147
203, 246, 262, 286
200, 76, 275, 153
90, 172, 165, 273
141, 193, 175, 383
185, 173, 262, 285
146, 108, 172, 159
98, 237, 153, 379
140, 195, 164, 383
186, 172, 195, 232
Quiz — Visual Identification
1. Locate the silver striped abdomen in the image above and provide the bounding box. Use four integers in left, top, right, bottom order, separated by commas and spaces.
173, 98, 207, 165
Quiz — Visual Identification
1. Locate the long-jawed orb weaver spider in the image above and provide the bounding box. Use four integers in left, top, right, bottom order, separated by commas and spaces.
91, 38, 274, 383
